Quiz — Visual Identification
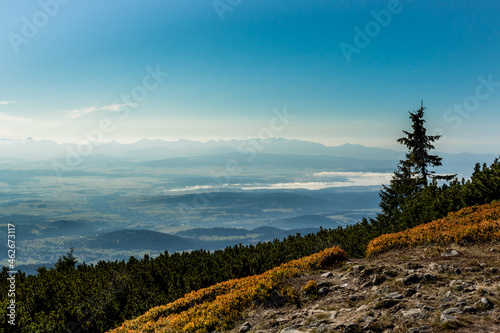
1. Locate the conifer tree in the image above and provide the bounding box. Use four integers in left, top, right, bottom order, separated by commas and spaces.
55, 244, 78, 271
397, 101, 455, 185
378, 159, 418, 225
378, 102, 455, 228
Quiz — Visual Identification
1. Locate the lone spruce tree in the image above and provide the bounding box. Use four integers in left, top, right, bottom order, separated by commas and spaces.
378, 102, 455, 229
397, 101, 455, 185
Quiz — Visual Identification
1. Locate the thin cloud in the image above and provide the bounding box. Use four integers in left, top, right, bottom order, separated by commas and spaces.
0, 101, 16, 106
313, 171, 392, 178
65, 103, 137, 119
0, 113, 32, 123
162, 172, 393, 193
0, 113, 37, 137
0, 113, 66, 138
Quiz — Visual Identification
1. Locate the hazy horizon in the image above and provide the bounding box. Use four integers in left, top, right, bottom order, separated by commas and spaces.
1, 1, 499, 154
1, 136, 500, 155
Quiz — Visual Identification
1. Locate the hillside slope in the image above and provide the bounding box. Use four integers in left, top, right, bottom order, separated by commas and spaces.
228, 243, 500, 333
109, 202, 500, 333
109, 247, 347, 332
225, 202, 500, 333
366, 201, 500, 257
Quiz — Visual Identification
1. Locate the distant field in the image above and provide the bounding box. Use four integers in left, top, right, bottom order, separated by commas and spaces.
0, 154, 385, 272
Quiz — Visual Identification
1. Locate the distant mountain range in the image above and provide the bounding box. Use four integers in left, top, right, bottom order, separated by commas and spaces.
140, 152, 397, 172
0, 137, 497, 176
0, 137, 405, 161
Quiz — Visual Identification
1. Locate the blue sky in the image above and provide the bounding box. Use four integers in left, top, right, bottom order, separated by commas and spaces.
0, 0, 499, 153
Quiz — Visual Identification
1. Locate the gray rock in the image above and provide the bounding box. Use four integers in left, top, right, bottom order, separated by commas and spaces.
441, 296, 455, 303
321, 271, 333, 278
444, 307, 463, 315
384, 292, 404, 299
318, 287, 329, 296
239, 322, 252, 333
315, 324, 330, 333
352, 265, 365, 272
440, 313, 457, 322
404, 273, 423, 285
408, 326, 431, 333
476, 297, 494, 310
375, 299, 399, 309
362, 318, 378, 331
463, 306, 477, 313
361, 281, 373, 288
427, 263, 439, 271
363, 315, 376, 324
449, 279, 463, 287
441, 249, 460, 257
422, 305, 435, 312
317, 282, 329, 289
356, 305, 368, 312
281, 328, 302, 333
349, 294, 364, 302
402, 308, 426, 319
439, 303, 450, 310
441, 290, 456, 303
405, 288, 417, 297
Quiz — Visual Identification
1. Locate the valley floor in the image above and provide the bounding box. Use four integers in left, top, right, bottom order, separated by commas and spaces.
230, 243, 500, 333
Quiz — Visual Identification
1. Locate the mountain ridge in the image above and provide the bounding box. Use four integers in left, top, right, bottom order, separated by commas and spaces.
1, 138, 496, 178
0, 137, 402, 161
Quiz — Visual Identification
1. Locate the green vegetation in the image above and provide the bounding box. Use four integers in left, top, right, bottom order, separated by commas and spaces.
378, 103, 455, 231
54, 244, 78, 272
0, 157, 498, 332
367, 200, 500, 257
0, 231, 351, 332
109, 247, 346, 332
0, 106, 499, 332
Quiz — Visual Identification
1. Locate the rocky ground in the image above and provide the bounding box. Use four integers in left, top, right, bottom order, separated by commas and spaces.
230, 244, 500, 333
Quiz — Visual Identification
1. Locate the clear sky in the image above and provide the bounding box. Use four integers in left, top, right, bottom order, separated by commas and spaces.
0, 0, 499, 153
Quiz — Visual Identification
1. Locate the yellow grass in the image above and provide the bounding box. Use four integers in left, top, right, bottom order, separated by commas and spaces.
366, 201, 500, 257
109, 246, 347, 333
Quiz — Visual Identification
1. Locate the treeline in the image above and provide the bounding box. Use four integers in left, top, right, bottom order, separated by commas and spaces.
0, 158, 499, 332
2, 230, 340, 332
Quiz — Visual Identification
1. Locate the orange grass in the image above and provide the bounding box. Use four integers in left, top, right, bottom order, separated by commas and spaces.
366, 201, 500, 257
108, 246, 346, 333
